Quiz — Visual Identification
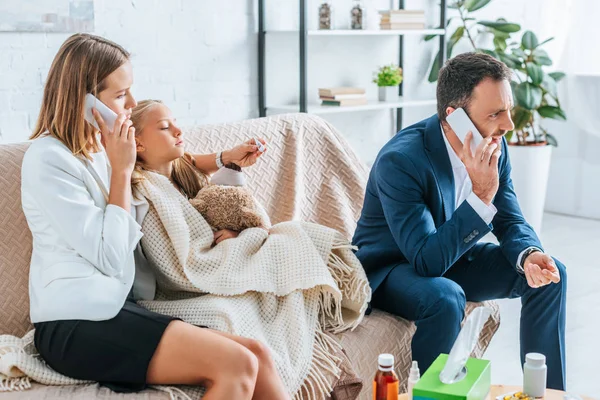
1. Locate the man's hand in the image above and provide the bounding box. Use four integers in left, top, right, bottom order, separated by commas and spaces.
461, 132, 501, 205
523, 251, 561, 288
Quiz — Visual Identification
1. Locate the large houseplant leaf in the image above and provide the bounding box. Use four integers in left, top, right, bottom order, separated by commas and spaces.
515, 82, 543, 110
533, 49, 553, 66
548, 72, 566, 81
521, 31, 538, 50
526, 63, 544, 85
541, 74, 558, 98
478, 20, 521, 33
464, 0, 492, 12
538, 105, 566, 120
512, 106, 533, 131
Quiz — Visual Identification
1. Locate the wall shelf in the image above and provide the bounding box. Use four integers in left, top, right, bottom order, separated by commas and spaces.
257, 0, 448, 132
265, 28, 446, 36
267, 97, 437, 115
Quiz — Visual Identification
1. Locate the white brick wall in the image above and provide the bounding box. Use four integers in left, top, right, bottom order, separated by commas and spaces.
0, 0, 544, 164
0, 0, 257, 144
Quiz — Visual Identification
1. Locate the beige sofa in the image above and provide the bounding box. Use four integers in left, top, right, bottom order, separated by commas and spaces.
0, 113, 500, 399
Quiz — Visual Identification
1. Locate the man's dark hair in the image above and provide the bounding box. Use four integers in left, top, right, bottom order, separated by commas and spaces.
437, 52, 512, 121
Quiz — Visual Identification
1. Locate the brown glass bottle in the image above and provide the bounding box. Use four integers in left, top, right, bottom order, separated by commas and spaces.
373, 354, 399, 400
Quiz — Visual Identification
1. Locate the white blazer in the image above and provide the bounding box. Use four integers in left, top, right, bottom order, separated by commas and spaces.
21, 135, 156, 323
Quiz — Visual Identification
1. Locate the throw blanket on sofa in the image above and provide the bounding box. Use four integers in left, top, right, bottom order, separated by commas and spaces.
134, 170, 370, 399
0, 169, 370, 400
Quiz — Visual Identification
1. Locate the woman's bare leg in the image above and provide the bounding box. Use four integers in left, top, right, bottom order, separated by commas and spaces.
146, 321, 259, 400
211, 330, 291, 400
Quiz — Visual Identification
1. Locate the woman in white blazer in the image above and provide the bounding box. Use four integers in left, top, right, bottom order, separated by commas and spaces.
23, 33, 289, 399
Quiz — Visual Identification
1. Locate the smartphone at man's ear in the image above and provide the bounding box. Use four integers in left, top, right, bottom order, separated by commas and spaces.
84, 93, 118, 131
446, 108, 484, 155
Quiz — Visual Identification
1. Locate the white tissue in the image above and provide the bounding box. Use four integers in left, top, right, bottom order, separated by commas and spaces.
439, 306, 492, 384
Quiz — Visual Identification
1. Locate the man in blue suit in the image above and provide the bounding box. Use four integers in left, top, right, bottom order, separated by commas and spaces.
352, 52, 566, 390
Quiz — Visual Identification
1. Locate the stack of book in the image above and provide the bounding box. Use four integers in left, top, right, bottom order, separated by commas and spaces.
379, 10, 426, 30
319, 87, 367, 107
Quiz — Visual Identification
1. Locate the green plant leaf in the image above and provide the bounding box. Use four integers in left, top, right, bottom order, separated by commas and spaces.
428, 50, 441, 82
512, 106, 533, 130
498, 52, 519, 68
515, 82, 543, 110
545, 133, 558, 147
490, 28, 511, 40
374, 64, 403, 86
541, 74, 558, 97
521, 31, 538, 50
505, 130, 514, 143
538, 105, 566, 120
493, 36, 507, 51
536, 37, 554, 48
448, 1, 461, 9
478, 20, 521, 33
449, 26, 465, 47
533, 48, 553, 66
424, 34, 437, 41
464, 0, 492, 12
548, 72, 566, 81
511, 48, 526, 60
480, 49, 500, 59
526, 63, 543, 85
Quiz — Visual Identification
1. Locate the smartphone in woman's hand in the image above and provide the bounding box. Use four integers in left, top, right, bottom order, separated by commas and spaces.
84, 93, 118, 131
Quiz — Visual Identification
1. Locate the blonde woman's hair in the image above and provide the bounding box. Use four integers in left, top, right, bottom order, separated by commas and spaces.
31, 33, 130, 160
130, 100, 208, 199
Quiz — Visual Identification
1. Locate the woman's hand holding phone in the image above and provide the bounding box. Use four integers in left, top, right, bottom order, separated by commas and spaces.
92, 109, 136, 175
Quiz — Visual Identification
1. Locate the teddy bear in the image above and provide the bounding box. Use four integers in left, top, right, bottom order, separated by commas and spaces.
189, 164, 270, 232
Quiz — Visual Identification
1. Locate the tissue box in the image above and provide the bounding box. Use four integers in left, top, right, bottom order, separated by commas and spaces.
413, 354, 491, 400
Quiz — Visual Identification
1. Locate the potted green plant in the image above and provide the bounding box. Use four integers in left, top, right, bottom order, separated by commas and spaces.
373, 64, 403, 102
424, 0, 567, 233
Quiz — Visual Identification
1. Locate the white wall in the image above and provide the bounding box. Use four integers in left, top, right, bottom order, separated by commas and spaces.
0, 0, 258, 143
0, 0, 537, 157
1, 0, 598, 218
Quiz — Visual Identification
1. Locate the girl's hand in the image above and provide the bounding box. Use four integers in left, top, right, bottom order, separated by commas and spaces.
223, 139, 267, 168
214, 229, 239, 245
93, 109, 136, 175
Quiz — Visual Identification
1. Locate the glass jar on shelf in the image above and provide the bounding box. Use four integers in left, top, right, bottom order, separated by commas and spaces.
351, 0, 363, 30
318, 1, 333, 30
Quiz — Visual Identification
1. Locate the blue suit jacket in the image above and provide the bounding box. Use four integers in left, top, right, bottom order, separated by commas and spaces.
352, 114, 543, 292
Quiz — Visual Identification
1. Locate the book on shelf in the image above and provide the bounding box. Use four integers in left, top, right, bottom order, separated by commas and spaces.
380, 15, 426, 23
379, 9, 425, 14
319, 93, 367, 100
381, 17, 426, 23
380, 23, 426, 30
318, 87, 366, 97
321, 97, 368, 107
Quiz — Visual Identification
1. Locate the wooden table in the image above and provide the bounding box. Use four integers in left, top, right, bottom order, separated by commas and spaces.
398, 385, 595, 400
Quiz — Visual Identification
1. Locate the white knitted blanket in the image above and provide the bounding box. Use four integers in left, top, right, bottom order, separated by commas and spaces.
0, 165, 370, 399
134, 170, 370, 399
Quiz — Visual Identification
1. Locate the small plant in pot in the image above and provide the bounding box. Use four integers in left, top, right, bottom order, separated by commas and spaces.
373, 64, 403, 102
424, 0, 568, 233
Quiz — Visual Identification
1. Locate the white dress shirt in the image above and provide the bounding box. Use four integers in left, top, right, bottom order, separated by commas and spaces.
440, 126, 537, 270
